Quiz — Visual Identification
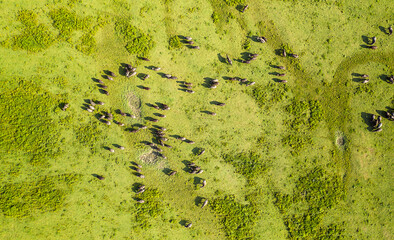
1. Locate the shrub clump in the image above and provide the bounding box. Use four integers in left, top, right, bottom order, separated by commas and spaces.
75, 120, 104, 147
223, 152, 268, 179
0, 174, 80, 218
223, 0, 246, 6
282, 134, 312, 155
115, 20, 155, 57
210, 195, 259, 240
134, 188, 164, 229
0, 78, 62, 166
274, 167, 346, 239
168, 35, 182, 50
250, 82, 290, 109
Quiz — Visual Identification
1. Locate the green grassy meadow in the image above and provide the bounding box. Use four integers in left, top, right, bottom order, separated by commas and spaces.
0, 0, 392, 239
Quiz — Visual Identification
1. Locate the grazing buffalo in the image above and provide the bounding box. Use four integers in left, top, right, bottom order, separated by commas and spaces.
108, 71, 116, 77
214, 102, 225, 106
246, 81, 255, 86
276, 73, 286, 77
105, 120, 111, 125
290, 54, 299, 58
185, 85, 193, 89
138, 174, 145, 178
142, 86, 151, 90
368, 45, 377, 49
178, 136, 186, 141
361, 74, 369, 78
278, 80, 288, 83
185, 82, 192, 86
164, 144, 172, 148
372, 128, 382, 132
156, 126, 167, 131
362, 79, 369, 83
164, 74, 172, 79
109, 148, 115, 153
241, 60, 251, 64
62, 103, 69, 111
277, 66, 285, 70
152, 66, 161, 71
207, 111, 216, 116
196, 169, 204, 174
88, 105, 95, 110
191, 45, 200, 49
140, 57, 150, 61
186, 90, 195, 93
89, 99, 96, 106
87, 108, 93, 113
97, 79, 104, 84
153, 105, 161, 110
282, 49, 286, 57
102, 89, 109, 95
185, 223, 192, 228
142, 74, 150, 80
129, 128, 140, 133
96, 101, 104, 105
117, 122, 125, 126
370, 36, 376, 45
241, 4, 249, 13
185, 36, 192, 40
201, 199, 208, 208
389, 26, 393, 35
170, 76, 178, 79
118, 146, 125, 150
136, 199, 145, 203
99, 114, 105, 120
140, 125, 147, 129
105, 75, 113, 81
137, 185, 145, 191
125, 64, 132, 69
226, 54, 233, 65
240, 78, 248, 83
169, 171, 177, 176
201, 179, 207, 188
152, 146, 162, 152
185, 40, 194, 44
136, 188, 146, 194
157, 114, 166, 118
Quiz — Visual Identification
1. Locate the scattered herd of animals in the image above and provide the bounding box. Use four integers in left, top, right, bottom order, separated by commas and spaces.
56, 3, 392, 229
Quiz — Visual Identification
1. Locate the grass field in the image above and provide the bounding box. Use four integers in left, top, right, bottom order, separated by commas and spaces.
0, 0, 393, 239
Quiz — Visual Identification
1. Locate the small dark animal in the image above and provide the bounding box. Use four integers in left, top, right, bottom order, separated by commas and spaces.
389, 26, 393, 35
370, 36, 376, 45
108, 71, 116, 77
140, 57, 150, 61
62, 103, 69, 111
241, 4, 249, 13
142, 86, 150, 90
226, 54, 233, 65
169, 171, 177, 176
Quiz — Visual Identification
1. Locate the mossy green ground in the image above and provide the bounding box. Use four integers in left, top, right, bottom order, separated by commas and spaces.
0, 0, 392, 239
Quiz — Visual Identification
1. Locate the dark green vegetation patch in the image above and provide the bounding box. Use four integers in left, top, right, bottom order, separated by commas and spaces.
168, 35, 182, 50
133, 187, 165, 229
0, 78, 62, 166
115, 20, 155, 57
250, 82, 290, 109
2, 10, 56, 52
0, 174, 80, 218
211, 195, 259, 240
49, 7, 93, 40
223, 152, 268, 179
274, 167, 345, 239
223, 0, 245, 7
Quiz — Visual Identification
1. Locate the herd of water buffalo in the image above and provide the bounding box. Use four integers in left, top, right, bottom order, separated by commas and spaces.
57, 13, 393, 227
